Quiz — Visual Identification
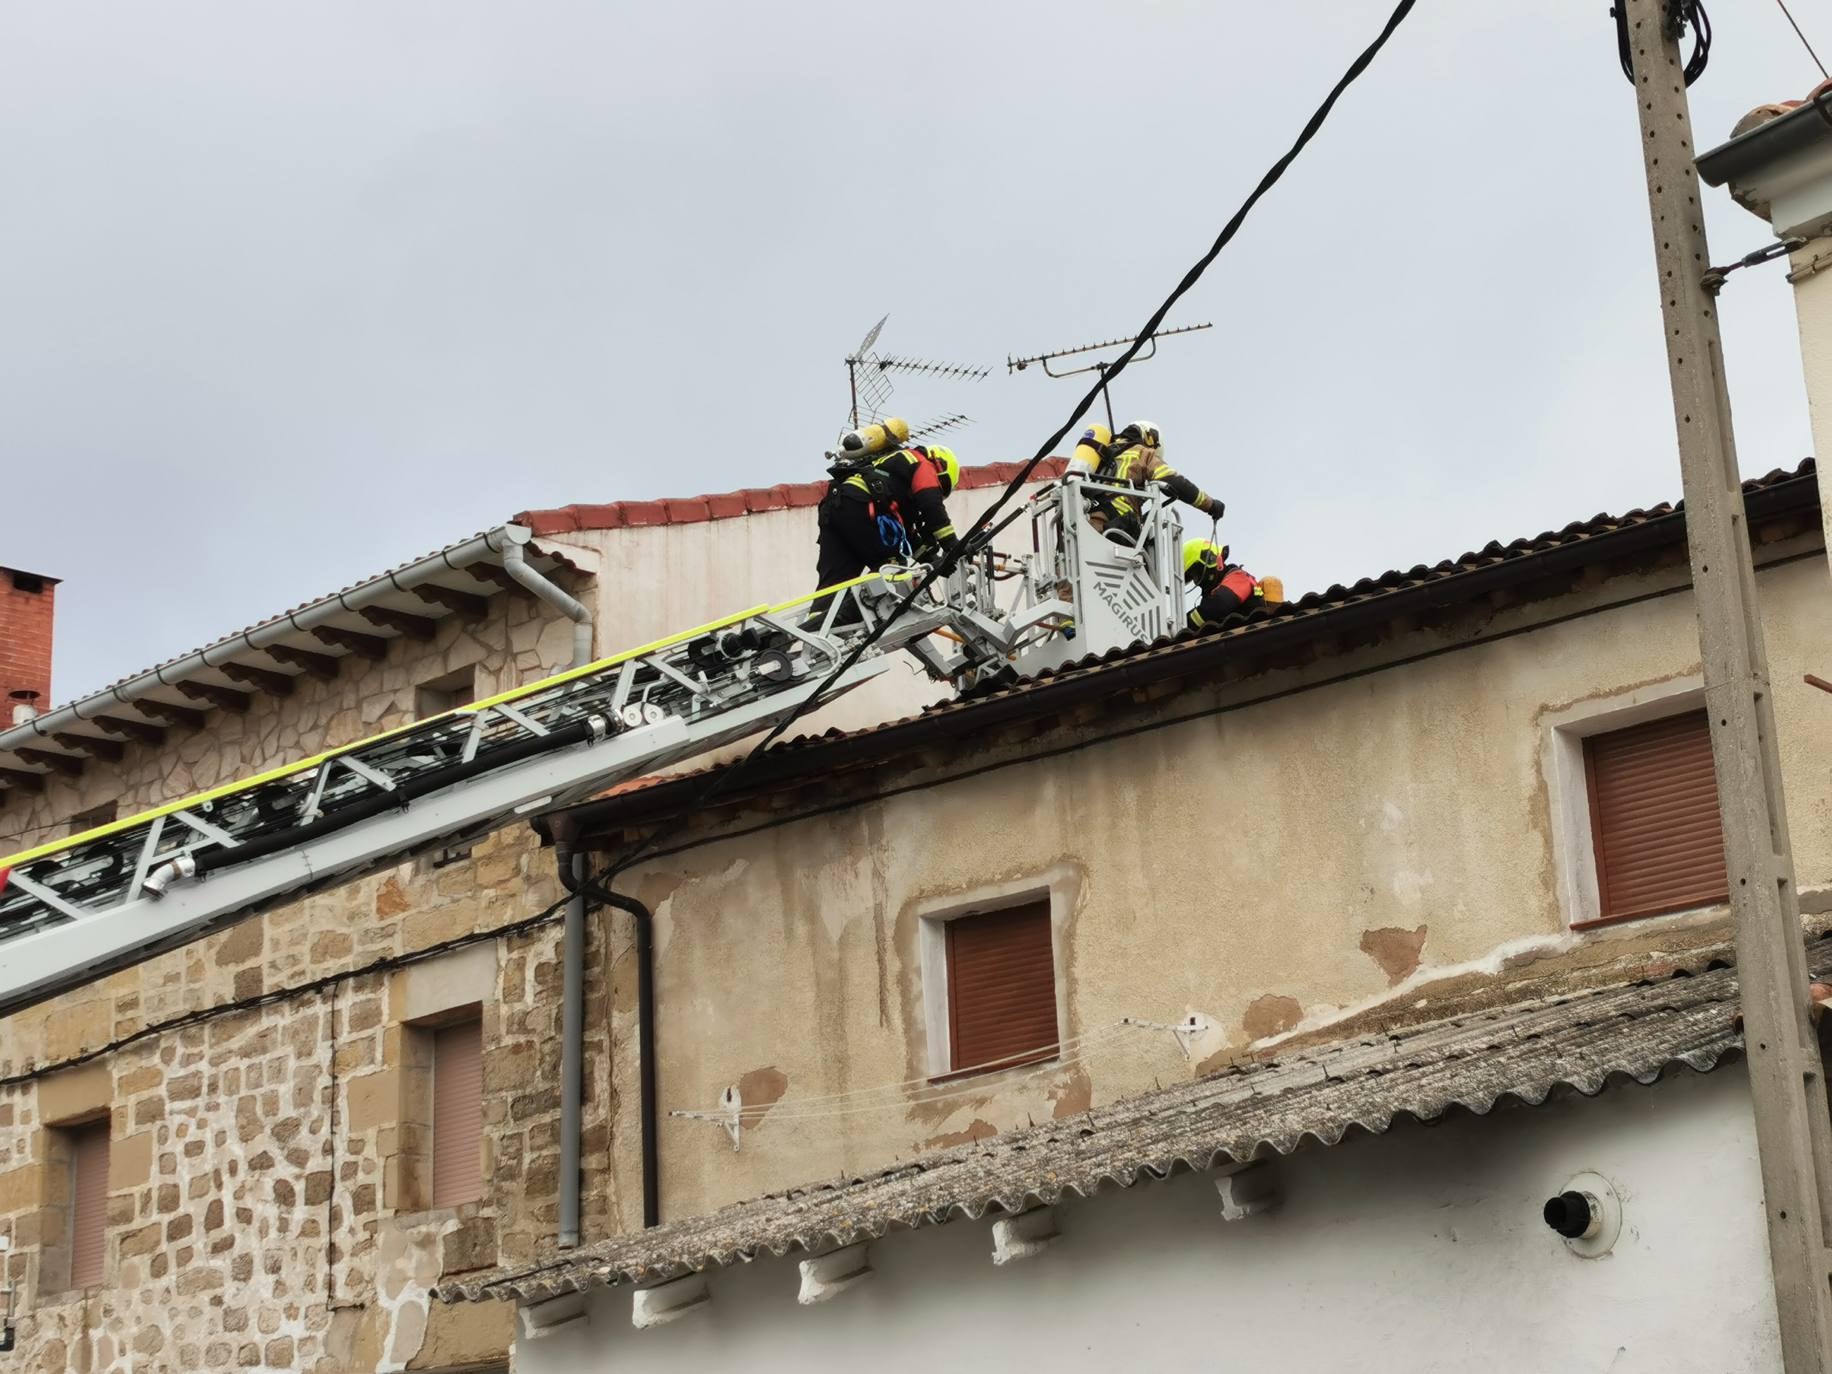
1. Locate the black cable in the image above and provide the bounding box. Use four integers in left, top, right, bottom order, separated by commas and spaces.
1613, 0, 1712, 86
6, 0, 1421, 1086
0, 885, 578, 1090
11, 0, 1422, 1128
587, 0, 1418, 888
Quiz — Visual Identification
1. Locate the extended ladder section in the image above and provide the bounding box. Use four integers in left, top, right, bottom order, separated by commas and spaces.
0, 478, 1193, 1016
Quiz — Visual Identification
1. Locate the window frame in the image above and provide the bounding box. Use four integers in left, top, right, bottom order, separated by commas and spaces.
1544, 675, 1728, 931
64, 1118, 111, 1290
383, 945, 495, 1218
38, 1113, 111, 1296
915, 867, 1077, 1083
428, 1013, 485, 1209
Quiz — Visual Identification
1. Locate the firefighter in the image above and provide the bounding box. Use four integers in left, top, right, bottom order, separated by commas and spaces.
810, 442, 963, 618
1072, 421, 1224, 544
1182, 539, 1284, 629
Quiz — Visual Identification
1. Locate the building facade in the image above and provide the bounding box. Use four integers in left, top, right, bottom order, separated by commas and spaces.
429, 457, 1830, 1369
462, 965, 1789, 1374
0, 465, 1053, 1372
535, 462, 1831, 1220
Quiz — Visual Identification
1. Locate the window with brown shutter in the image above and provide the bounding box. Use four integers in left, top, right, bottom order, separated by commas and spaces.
67, 1120, 110, 1288
430, 1018, 483, 1207
944, 902, 1059, 1076
1582, 710, 1728, 926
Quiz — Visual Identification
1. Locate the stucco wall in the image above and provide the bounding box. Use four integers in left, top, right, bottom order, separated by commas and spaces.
600, 545, 1832, 1218
514, 1066, 1780, 1374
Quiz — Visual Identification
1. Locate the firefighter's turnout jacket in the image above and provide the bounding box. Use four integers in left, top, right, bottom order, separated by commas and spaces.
1071, 423, 1222, 540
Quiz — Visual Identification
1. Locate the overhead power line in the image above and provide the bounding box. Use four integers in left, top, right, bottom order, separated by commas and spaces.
591, 0, 1418, 894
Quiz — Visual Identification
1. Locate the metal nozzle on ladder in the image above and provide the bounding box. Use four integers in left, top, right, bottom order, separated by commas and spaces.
143, 853, 197, 898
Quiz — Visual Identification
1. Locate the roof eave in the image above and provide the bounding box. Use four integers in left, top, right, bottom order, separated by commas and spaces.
548, 461, 1821, 845
1698, 101, 1832, 189
0, 523, 576, 787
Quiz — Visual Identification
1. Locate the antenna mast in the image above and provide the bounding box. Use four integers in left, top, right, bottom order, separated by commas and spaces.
1008, 321, 1213, 430
844, 314, 989, 429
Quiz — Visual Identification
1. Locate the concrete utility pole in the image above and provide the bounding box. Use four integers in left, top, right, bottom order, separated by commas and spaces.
1623, 1, 1832, 1366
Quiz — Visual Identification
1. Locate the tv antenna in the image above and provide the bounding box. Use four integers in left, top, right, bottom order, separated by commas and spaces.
1008, 321, 1213, 431
845, 314, 989, 428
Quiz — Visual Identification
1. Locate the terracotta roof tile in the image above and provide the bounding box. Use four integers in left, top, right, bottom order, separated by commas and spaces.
515, 460, 1069, 536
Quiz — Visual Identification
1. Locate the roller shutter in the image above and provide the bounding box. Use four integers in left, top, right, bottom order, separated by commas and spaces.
945, 902, 1059, 1075
68, 1120, 109, 1288
1584, 710, 1728, 924
431, 1019, 483, 1207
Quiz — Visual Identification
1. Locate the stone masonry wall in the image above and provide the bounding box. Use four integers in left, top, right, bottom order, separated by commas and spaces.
0, 572, 608, 1371
0, 818, 614, 1372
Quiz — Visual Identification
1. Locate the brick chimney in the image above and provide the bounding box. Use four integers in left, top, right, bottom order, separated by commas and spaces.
0, 567, 57, 727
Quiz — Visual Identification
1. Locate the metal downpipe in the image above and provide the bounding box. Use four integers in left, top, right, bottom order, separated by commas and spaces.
500, 540, 594, 669
557, 851, 661, 1232
558, 851, 587, 1249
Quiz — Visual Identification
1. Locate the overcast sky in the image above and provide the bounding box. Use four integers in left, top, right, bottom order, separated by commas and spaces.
1, 2, 1824, 702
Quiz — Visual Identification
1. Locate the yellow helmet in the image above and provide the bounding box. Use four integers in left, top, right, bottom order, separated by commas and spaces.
1182, 538, 1224, 581
927, 445, 960, 493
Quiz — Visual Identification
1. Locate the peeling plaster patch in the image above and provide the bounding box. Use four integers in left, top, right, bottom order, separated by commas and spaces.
1252, 930, 1576, 1053
1534, 664, 1705, 723
907, 1084, 992, 1126
372, 1213, 465, 1373
1195, 1043, 1235, 1077
1360, 925, 1429, 986
1241, 994, 1303, 1042
735, 1067, 789, 1129
1048, 1066, 1092, 1120
924, 1118, 997, 1150
647, 892, 677, 959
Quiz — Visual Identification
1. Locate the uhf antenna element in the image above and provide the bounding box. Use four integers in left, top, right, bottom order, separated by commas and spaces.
845, 314, 989, 428
907, 413, 975, 441
1008, 321, 1213, 430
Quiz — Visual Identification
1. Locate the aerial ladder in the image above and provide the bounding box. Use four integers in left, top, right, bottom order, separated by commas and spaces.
0, 476, 1193, 1017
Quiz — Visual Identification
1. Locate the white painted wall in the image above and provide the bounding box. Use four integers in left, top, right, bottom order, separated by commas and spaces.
1720, 129, 1832, 562
1788, 259, 1832, 559
511, 1066, 1779, 1374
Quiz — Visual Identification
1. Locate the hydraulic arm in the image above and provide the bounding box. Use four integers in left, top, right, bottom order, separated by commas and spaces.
0, 478, 1192, 1016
